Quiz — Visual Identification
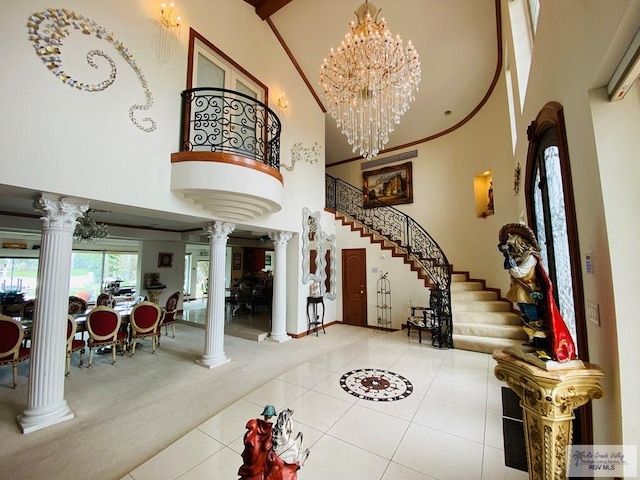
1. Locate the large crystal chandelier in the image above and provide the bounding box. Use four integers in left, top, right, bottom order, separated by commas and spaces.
73, 212, 109, 244
319, 1, 421, 159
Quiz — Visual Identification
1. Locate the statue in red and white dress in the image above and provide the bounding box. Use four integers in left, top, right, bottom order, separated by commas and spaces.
498, 223, 577, 362
238, 406, 307, 480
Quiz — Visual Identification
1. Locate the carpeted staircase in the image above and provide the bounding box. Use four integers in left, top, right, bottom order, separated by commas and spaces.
335, 212, 528, 354
450, 272, 528, 354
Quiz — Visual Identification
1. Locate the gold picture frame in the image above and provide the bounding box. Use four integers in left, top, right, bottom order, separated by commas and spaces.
363, 162, 413, 209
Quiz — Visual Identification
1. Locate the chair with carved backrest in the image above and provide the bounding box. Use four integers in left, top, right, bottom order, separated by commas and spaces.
20, 300, 35, 320
66, 315, 85, 375
129, 301, 162, 356
85, 306, 126, 367
0, 314, 30, 388
95, 293, 114, 308
68, 296, 88, 316
19, 299, 36, 347
158, 291, 180, 339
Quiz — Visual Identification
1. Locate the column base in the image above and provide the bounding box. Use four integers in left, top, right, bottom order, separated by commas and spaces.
17, 402, 74, 434
269, 333, 291, 343
196, 356, 231, 369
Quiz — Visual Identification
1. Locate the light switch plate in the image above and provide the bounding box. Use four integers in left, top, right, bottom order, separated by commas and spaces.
586, 302, 600, 326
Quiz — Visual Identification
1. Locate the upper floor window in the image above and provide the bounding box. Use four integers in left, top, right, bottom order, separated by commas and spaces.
190, 33, 264, 103
527, 0, 540, 35
183, 29, 277, 162
508, 0, 534, 109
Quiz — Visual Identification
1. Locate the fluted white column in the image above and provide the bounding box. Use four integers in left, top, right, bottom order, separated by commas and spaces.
18, 196, 88, 434
197, 221, 235, 369
268, 231, 292, 342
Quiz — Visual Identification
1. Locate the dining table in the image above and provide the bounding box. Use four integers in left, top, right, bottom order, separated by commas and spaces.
15, 302, 137, 353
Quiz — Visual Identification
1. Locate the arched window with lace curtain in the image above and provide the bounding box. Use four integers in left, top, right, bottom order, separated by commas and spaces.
525, 101, 591, 442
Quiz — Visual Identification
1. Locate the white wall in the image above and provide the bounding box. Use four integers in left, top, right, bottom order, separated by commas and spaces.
506, 0, 640, 447
335, 218, 431, 330
590, 84, 640, 446
0, 0, 326, 235
327, 76, 520, 297
139, 240, 185, 308
0, 0, 329, 336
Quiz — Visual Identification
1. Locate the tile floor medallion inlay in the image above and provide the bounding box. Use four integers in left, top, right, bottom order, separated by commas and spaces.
339, 368, 413, 401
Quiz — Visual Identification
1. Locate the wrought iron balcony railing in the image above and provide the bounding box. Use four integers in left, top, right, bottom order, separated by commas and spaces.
326, 174, 453, 349
179, 87, 281, 170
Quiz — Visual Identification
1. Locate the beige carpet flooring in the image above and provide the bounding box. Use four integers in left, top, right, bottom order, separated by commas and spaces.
0, 322, 379, 480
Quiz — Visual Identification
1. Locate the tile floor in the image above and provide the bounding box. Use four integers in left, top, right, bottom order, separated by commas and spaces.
123, 328, 529, 480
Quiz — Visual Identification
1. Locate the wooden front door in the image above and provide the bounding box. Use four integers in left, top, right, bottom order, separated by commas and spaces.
342, 249, 367, 326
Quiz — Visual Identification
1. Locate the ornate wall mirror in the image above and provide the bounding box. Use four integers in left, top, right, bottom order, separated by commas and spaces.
301, 207, 322, 284
322, 232, 337, 300
301, 207, 337, 300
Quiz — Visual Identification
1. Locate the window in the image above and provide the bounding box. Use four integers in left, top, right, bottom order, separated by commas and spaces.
186, 30, 269, 159
70, 251, 138, 302
184, 253, 192, 296
526, 0, 540, 35
2, 250, 138, 303
508, 0, 534, 108
0, 257, 39, 298
526, 101, 591, 443
196, 260, 209, 298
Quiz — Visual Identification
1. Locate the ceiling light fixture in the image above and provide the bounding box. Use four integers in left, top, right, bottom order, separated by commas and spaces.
73, 212, 109, 244
319, 1, 421, 160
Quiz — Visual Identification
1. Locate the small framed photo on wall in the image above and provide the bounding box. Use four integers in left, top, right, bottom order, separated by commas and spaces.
158, 252, 173, 268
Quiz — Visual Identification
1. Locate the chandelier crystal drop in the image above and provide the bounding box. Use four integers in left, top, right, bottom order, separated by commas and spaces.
73, 213, 109, 244
319, 1, 421, 159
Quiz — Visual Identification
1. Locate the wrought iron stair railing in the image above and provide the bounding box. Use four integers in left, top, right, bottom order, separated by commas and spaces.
326, 174, 453, 349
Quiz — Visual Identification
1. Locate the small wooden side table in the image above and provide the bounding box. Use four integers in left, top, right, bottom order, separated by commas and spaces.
306, 296, 325, 336
406, 305, 432, 343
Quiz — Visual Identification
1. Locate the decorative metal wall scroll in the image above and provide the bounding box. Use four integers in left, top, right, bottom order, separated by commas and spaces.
282, 142, 322, 171
27, 8, 156, 133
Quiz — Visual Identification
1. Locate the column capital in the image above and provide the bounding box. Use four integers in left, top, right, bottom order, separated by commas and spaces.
34, 196, 88, 230
268, 231, 292, 247
205, 221, 235, 243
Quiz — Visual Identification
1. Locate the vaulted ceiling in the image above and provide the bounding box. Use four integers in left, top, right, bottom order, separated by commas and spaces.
243, 0, 500, 165
0, 0, 500, 237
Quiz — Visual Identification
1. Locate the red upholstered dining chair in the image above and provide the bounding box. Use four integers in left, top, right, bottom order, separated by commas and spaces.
159, 291, 180, 339
129, 301, 162, 356
66, 315, 85, 376
0, 314, 30, 388
68, 296, 88, 315
86, 306, 126, 367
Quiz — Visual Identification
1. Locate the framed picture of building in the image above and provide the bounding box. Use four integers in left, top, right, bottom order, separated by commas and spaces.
363, 162, 413, 209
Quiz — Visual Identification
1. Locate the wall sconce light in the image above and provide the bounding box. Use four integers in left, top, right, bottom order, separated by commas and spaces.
276, 92, 288, 113
160, 2, 181, 29
155, 2, 181, 64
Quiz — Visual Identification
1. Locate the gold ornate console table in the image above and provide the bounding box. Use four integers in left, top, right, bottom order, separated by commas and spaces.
146, 287, 165, 305
492, 349, 605, 480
